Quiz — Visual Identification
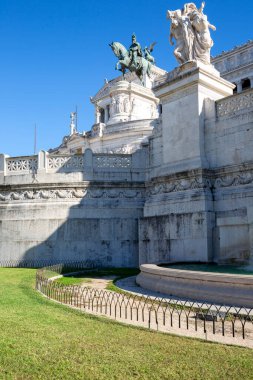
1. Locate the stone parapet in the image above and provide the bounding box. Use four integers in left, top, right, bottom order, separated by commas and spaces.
216, 88, 253, 119
0, 148, 148, 185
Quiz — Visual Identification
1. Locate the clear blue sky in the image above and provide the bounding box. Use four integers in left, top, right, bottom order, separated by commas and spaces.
0, 0, 252, 156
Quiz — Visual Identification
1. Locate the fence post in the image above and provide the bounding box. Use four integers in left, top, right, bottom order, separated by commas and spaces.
83, 148, 93, 180
0, 154, 9, 182
38, 150, 48, 174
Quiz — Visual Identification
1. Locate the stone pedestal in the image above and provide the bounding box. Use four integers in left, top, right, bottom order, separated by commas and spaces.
107, 80, 159, 125
140, 62, 235, 265
154, 61, 234, 176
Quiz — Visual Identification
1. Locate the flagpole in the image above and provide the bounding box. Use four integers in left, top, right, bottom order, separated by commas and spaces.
75, 105, 78, 132
34, 123, 37, 155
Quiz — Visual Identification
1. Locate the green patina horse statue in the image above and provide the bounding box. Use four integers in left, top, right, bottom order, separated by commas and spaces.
109, 42, 152, 85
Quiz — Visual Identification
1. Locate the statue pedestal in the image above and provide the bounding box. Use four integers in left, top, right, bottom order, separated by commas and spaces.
140, 62, 235, 264
153, 61, 234, 176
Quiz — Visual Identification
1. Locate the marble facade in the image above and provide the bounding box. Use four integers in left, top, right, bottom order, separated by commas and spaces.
0, 35, 253, 267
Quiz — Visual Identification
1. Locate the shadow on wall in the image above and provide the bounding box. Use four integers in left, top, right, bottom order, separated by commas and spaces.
4, 194, 141, 268
0, 148, 148, 268
0, 183, 143, 268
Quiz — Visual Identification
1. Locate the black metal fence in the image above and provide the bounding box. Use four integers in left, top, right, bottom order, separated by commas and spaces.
0, 259, 100, 270
35, 264, 253, 345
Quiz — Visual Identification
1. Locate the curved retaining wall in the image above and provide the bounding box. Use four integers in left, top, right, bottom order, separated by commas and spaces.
136, 264, 253, 308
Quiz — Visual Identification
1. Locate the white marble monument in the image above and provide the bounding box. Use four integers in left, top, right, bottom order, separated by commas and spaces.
0, 3, 253, 269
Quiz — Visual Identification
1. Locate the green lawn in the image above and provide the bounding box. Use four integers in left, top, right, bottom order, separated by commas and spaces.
0, 269, 253, 380
54, 268, 139, 292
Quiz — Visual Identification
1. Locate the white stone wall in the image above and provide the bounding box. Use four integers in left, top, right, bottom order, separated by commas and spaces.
205, 89, 253, 168
1, 60, 253, 268
142, 63, 253, 266
0, 183, 144, 267
212, 41, 253, 91
0, 149, 147, 267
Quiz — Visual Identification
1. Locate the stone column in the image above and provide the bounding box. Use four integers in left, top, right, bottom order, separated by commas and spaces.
104, 106, 109, 123
95, 106, 100, 124
0, 154, 8, 183
83, 148, 93, 181
38, 151, 47, 174
249, 77, 253, 89
235, 80, 242, 93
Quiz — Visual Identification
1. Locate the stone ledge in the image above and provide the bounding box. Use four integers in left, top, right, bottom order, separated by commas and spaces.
136, 264, 253, 308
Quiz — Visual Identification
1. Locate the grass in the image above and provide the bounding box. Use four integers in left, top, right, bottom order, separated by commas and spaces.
54, 267, 139, 292
55, 277, 93, 285
0, 268, 253, 380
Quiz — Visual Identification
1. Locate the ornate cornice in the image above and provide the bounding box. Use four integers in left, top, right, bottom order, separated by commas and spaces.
211, 40, 253, 61
214, 170, 253, 188
147, 176, 211, 196
0, 187, 145, 202
146, 164, 253, 197
1, 163, 253, 203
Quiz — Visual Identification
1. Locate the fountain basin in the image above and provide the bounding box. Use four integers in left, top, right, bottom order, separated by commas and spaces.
136, 264, 253, 308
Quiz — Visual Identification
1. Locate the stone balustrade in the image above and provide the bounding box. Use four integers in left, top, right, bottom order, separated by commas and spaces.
5, 156, 38, 174
93, 154, 132, 169
0, 149, 147, 183
47, 154, 84, 172
216, 88, 253, 118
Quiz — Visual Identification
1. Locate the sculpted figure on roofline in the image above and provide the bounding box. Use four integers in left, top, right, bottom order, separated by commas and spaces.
167, 2, 216, 65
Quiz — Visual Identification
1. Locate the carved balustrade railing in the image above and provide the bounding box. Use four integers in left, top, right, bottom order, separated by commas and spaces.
0, 151, 144, 181
93, 154, 132, 170
6, 156, 38, 175
46, 154, 84, 172
216, 88, 253, 118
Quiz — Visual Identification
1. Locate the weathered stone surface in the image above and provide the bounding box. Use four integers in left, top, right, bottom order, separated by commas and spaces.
136, 264, 253, 307
0, 43, 253, 269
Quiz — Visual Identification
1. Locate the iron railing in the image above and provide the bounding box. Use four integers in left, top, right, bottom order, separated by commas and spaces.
0, 259, 100, 270
35, 264, 253, 346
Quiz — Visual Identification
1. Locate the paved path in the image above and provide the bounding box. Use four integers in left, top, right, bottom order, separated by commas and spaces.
38, 275, 253, 349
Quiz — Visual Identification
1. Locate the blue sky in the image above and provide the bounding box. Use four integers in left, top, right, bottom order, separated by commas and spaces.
0, 0, 252, 156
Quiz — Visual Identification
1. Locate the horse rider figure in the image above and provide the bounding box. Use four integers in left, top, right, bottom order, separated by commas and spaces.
128, 33, 143, 69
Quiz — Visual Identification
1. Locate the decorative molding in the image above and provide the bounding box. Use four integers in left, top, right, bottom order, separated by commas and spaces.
212, 40, 253, 63
214, 171, 253, 188
0, 188, 144, 202
2, 165, 253, 202
147, 176, 212, 196
146, 167, 253, 197
6, 157, 38, 173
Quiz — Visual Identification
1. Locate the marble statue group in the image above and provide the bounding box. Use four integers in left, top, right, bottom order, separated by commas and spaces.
109, 2, 216, 83
167, 2, 216, 65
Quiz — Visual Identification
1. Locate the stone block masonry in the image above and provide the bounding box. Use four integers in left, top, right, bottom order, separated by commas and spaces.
0, 66, 253, 268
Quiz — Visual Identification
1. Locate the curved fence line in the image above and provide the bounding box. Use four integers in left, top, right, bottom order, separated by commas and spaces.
0, 259, 100, 270
35, 264, 253, 347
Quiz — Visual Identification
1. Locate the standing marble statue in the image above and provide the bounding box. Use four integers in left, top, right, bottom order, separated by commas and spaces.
70, 112, 77, 135
124, 97, 131, 114
110, 97, 116, 115
167, 2, 216, 65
